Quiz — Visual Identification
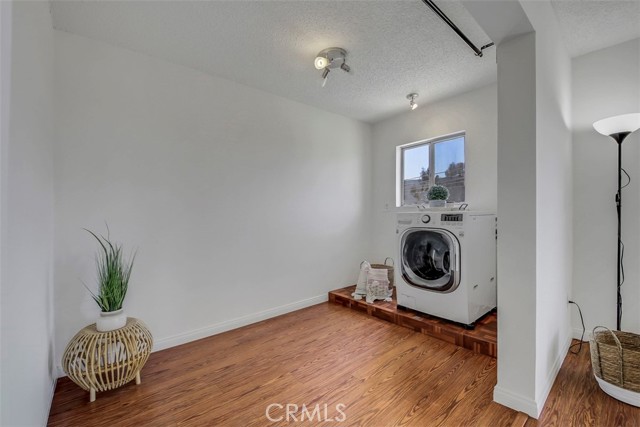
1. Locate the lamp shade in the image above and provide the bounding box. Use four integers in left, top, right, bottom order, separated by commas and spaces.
593, 113, 640, 137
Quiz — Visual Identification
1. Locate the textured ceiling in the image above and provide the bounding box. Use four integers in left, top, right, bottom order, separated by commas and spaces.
50, 1, 639, 123
50, 0, 497, 123
551, 0, 640, 57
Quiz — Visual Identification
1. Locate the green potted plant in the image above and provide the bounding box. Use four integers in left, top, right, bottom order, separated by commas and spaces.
426, 185, 449, 208
84, 227, 136, 332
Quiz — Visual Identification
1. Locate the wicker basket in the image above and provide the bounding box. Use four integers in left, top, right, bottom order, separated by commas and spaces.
371, 257, 394, 287
590, 326, 640, 393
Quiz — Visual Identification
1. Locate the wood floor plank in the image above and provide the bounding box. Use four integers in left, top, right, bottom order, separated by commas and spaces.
48, 304, 638, 426
528, 341, 640, 427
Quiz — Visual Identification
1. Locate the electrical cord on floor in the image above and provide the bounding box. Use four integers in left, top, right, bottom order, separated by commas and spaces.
568, 300, 585, 354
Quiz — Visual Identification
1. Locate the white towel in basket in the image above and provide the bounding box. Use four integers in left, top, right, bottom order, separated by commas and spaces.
365, 268, 392, 304
352, 261, 370, 300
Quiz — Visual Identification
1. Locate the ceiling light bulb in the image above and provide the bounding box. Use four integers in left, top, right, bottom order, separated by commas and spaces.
411, 101, 418, 110
314, 56, 328, 70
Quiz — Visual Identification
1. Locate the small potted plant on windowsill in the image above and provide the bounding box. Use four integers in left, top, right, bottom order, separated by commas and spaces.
426, 185, 449, 208
84, 227, 136, 332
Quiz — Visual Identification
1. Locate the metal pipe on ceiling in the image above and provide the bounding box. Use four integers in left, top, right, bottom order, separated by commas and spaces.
421, 0, 494, 58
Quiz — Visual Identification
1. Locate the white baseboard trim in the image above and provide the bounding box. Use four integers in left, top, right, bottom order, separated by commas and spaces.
493, 386, 539, 419
42, 376, 57, 425
534, 334, 572, 417
54, 294, 329, 379
55, 364, 65, 379
572, 326, 587, 341
494, 334, 572, 419
152, 294, 328, 352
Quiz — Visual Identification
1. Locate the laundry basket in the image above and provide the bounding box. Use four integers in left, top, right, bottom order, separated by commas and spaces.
371, 258, 394, 287
590, 326, 640, 393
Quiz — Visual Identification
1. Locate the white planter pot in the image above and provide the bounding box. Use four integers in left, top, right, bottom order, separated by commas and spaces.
96, 309, 127, 332
429, 200, 446, 208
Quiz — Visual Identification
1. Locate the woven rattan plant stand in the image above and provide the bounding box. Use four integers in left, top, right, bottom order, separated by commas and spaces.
62, 318, 153, 402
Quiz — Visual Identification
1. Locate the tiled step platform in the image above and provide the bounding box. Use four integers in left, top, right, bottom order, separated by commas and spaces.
328, 285, 497, 358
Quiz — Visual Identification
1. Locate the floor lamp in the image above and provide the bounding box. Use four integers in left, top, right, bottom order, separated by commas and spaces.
593, 113, 640, 331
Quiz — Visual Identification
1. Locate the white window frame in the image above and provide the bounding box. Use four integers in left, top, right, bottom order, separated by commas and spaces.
396, 131, 466, 207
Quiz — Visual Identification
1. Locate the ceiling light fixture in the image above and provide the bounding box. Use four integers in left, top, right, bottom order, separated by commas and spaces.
314, 47, 350, 88
407, 93, 419, 110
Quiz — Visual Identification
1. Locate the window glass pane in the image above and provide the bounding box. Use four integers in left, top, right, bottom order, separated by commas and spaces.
434, 136, 465, 202
403, 144, 429, 205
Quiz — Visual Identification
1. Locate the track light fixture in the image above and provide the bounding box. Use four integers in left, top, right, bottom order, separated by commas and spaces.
421, 0, 494, 58
314, 47, 350, 88
407, 93, 419, 110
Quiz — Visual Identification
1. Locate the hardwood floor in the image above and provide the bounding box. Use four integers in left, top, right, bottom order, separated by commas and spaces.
527, 341, 640, 426
48, 303, 639, 426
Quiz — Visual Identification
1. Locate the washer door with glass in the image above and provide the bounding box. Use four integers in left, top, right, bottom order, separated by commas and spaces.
400, 228, 460, 293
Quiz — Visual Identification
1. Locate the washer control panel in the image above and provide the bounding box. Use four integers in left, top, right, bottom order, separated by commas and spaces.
441, 214, 463, 222
421, 214, 431, 224
441, 213, 464, 227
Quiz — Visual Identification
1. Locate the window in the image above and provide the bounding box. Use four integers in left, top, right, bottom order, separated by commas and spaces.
397, 133, 465, 206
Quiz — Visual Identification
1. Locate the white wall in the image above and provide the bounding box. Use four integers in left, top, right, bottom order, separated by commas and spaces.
369, 83, 497, 260
522, 0, 573, 414
53, 31, 372, 366
493, 31, 538, 415
572, 38, 640, 334
466, 0, 573, 418
0, 1, 56, 425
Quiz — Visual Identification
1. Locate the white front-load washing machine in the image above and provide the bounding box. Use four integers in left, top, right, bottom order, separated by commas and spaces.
396, 211, 496, 327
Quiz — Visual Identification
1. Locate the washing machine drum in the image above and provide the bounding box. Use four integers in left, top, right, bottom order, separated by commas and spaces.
401, 229, 460, 292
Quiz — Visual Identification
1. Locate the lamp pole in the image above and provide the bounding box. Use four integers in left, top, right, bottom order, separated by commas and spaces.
593, 113, 640, 331
612, 132, 630, 331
